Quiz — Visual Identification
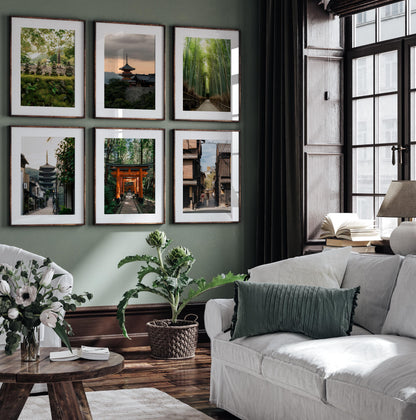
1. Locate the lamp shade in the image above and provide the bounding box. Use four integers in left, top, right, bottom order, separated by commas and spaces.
377, 181, 416, 218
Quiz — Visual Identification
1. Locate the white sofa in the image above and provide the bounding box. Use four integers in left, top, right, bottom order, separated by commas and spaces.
205, 251, 416, 420
0, 244, 73, 393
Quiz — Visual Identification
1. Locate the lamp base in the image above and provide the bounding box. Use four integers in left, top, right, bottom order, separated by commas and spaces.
389, 221, 416, 256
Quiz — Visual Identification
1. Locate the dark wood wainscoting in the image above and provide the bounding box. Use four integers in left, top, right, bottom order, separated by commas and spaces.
65, 302, 208, 350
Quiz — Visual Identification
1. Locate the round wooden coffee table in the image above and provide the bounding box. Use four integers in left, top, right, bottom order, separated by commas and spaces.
0, 347, 124, 420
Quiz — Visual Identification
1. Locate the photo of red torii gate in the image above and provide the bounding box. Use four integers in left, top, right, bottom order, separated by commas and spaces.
111, 164, 148, 201
109, 164, 150, 214
104, 137, 155, 215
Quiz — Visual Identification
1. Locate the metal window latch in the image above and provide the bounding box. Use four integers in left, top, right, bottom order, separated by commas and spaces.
391, 145, 409, 165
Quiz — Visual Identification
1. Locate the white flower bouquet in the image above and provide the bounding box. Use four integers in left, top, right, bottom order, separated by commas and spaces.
0, 258, 92, 355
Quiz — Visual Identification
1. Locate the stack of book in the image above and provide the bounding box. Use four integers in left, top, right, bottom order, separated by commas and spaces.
320, 213, 381, 253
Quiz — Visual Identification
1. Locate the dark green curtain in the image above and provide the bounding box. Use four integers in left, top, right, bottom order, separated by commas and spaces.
256, 0, 304, 265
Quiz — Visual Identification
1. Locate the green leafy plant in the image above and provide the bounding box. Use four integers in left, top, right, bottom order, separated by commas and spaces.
0, 258, 92, 355
117, 230, 246, 339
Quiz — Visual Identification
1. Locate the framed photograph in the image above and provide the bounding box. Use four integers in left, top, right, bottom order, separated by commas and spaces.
174, 130, 239, 223
174, 26, 239, 122
10, 17, 85, 118
10, 126, 85, 226
95, 128, 164, 224
95, 22, 165, 120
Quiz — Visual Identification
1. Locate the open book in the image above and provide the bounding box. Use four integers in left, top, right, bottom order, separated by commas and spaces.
50, 346, 110, 362
320, 213, 381, 241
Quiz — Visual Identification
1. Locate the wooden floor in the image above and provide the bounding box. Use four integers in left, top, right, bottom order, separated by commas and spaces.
83, 344, 238, 419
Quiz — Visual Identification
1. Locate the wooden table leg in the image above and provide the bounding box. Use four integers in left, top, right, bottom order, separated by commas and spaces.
48, 382, 83, 420
73, 381, 92, 420
0, 382, 33, 420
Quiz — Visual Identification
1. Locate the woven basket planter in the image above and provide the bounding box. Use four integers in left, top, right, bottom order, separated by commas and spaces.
146, 315, 199, 360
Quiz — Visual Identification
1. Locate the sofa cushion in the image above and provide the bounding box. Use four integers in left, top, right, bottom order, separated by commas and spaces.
231, 281, 359, 340
212, 330, 311, 375
326, 335, 416, 420
248, 247, 352, 288
382, 255, 416, 339
350, 324, 372, 335
342, 254, 403, 334
262, 334, 416, 404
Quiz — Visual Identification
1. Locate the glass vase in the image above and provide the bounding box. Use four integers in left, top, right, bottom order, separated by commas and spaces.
21, 326, 40, 362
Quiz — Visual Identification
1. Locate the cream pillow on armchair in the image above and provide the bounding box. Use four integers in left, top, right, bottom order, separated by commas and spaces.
248, 247, 352, 289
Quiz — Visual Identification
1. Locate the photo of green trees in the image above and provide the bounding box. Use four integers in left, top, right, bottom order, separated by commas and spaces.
104, 138, 155, 215
20, 27, 75, 107
183, 37, 231, 112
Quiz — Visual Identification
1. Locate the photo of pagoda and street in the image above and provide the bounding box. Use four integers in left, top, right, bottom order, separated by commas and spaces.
104, 32, 156, 110
104, 138, 155, 214
183, 139, 231, 213
21, 136, 75, 215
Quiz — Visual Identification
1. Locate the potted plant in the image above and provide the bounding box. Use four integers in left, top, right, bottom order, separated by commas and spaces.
117, 230, 246, 359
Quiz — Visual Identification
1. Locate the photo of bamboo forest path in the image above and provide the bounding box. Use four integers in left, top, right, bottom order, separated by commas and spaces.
104, 138, 155, 215
183, 37, 231, 112
21, 28, 75, 107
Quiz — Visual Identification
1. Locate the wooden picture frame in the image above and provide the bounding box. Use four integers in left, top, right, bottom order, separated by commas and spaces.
174, 26, 240, 122
95, 128, 165, 224
10, 126, 85, 226
10, 17, 85, 118
174, 130, 240, 223
95, 21, 165, 120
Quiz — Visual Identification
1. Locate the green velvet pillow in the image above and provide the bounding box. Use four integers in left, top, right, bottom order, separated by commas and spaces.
230, 281, 360, 340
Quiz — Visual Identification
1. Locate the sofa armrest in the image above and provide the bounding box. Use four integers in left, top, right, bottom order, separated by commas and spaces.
204, 298, 235, 339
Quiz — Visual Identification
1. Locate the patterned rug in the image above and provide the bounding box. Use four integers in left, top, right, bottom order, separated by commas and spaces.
20, 387, 211, 419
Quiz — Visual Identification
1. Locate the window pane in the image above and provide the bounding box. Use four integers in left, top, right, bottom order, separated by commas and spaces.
411, 145, 416, 179
353, 195, 374, 219
411, 92, 416, 142
354, 10, 375, 47
353, 56, 373, 97
353, 98, 373, 145
353, 147, 374, 193
376, 95, 397, 144
376, 51, 397, 93
411, 47, 416, 89
375, 146, 397, 193
410, 0, 416, 34
379, 2, 405, 41
376, 197, 398, 236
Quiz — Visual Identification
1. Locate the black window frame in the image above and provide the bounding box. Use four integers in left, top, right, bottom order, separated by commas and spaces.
346, 16, 416, 219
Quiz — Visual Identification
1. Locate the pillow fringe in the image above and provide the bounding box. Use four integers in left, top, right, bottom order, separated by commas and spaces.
347, 286, 361, 336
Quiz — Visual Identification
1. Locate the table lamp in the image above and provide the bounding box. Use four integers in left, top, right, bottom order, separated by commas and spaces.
377, 180, 416, 255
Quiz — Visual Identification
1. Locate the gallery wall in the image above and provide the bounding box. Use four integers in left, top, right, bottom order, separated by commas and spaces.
0, 0, 260, 306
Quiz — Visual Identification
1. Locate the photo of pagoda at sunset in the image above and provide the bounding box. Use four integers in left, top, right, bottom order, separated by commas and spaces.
104, 33, 156, 110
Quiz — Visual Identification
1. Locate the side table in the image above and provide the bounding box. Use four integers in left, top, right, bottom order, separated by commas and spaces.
0, 347, 124, 420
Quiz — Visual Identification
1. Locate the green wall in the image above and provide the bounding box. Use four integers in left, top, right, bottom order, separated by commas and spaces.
0, 0, 259, 306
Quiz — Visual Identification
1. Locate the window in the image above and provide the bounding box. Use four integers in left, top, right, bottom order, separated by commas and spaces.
348, 0, 416, 236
